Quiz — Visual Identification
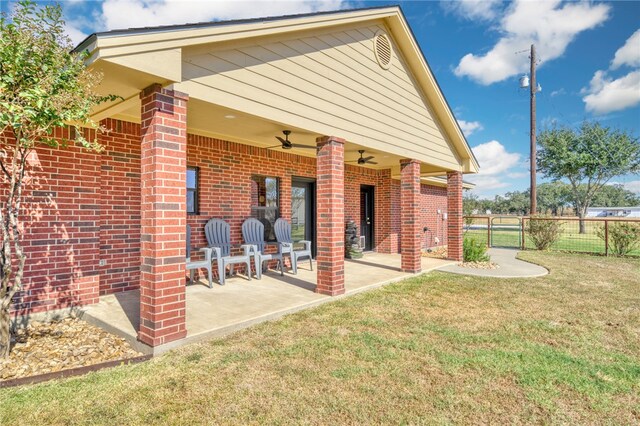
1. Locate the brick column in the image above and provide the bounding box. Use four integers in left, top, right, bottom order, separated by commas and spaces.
316, 136, 345, 296
138, 84, 188, 347
447, 171, 463, 261
400, 159, 422, 272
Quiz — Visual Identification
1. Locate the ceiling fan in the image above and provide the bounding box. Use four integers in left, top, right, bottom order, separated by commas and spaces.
347, 150, 378, 165
268, 130, 316, 150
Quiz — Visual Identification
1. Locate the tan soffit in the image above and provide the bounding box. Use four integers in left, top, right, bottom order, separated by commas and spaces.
78, 6, 479, 174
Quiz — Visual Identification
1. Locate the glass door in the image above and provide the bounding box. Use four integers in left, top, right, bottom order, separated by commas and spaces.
291, 178, 316, 256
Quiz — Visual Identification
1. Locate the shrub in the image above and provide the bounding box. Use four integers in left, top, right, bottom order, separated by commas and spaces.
596, 222, 640, 256
526, 216, 563, 250
463, 237, 490, 262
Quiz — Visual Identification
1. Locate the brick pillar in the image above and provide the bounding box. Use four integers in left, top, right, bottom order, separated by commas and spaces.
400, 159, 422, 272
316, 136, 345, 296
138, 84, 188, 347
447, 171, 463, 261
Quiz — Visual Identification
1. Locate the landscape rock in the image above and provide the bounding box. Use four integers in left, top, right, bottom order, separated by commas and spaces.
0, 318, 142, 381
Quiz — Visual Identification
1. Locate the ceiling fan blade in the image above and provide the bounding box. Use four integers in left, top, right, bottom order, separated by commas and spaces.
290, 143, 317, 149
366, 160, 378, 165
362, 156, 375, 162
275, 136, 287, 145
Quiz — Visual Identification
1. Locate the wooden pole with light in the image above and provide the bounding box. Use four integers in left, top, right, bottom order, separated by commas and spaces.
529, 44, 537, 215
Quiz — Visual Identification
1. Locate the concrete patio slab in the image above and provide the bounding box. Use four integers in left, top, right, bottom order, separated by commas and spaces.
436, 248, 548, 278
82, 253, 454, 354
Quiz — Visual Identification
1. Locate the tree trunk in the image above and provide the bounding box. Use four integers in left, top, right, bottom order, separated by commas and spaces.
0, 304, 10, 358
578, 210, 587, 234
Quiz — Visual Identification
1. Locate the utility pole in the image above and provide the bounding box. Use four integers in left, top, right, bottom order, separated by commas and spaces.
529, 44, 537, 215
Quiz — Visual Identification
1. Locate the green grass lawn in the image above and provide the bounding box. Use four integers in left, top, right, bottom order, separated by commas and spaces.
465, 222, 640, 256
1, 252, 639, 424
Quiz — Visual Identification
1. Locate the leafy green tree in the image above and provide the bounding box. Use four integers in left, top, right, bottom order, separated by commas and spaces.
537, 182, 571, 216
590, 183, 640, 207
537, 122, 640, 233
0, 1, 116, 357
503, 190, 529, 215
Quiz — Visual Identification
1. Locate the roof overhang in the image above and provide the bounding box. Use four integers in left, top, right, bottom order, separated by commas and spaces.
76, 6, 479, 174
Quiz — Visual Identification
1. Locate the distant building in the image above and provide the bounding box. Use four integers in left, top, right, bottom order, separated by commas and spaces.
586, 207, 640, 218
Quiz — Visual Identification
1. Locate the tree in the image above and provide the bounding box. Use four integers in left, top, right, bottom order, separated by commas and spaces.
0, 1, 115, 357
590, 183, 640, 207
537, 182, 571, 216
537, 122, 640, 233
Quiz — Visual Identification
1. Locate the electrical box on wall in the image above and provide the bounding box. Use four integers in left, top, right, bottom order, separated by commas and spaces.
443, 213, 448, 220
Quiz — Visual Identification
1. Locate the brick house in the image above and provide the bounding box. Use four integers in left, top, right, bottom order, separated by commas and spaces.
6, 6, 478, 349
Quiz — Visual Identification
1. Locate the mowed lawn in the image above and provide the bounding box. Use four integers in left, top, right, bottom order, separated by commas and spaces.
465, 219, 640, 256
1, 252, 639, 424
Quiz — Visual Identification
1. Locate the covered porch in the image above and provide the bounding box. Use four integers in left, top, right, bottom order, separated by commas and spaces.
83, 253, 454, 354
80, 7, 478, 351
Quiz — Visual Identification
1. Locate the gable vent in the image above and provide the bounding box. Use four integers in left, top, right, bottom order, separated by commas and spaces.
374, 31, 392, 70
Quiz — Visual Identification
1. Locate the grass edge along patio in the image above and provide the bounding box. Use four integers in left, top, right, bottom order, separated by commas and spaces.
5, 6, 478, 352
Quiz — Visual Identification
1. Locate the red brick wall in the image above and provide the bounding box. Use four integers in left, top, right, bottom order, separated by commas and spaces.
98, 119, 141, 295
185, 134, 316, 250
4, 119, 453, 316
391, 180, 449, 253
2, 127, 101, 316
420, 184, 448, 249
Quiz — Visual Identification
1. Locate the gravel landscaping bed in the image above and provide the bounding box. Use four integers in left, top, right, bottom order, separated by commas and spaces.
1, 318, 142, 381
459, 261, 500, 269
421, 246, 448, 259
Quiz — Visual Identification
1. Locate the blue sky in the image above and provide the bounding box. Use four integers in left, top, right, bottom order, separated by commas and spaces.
7, 1, 639, 198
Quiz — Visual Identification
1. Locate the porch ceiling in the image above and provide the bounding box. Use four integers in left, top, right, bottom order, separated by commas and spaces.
98, 80, 449, 174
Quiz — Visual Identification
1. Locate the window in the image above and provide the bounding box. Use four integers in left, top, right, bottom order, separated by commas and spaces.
187, 167, 199, 214
250, 175, 279, 241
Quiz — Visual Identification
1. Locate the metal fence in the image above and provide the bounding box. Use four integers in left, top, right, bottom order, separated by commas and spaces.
463, 215, 640, 257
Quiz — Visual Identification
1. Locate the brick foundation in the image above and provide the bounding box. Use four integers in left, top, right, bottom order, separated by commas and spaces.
138, 84, 188, 346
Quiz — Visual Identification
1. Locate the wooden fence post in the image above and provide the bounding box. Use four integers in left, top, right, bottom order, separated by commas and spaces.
604, 220, 609, 256
521, 217, 526, 250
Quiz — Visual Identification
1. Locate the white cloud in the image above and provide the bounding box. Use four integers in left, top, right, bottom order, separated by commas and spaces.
454, 0, 610, 85
582, 70, 640, 115
624, 180, 640, 194
550, 88, 565, 97
467, 140, 523, 193
97, 0, 348, 32
581, 29, 640, 115
472, 140, 521, 176
65, 22, 89, 45
64, 0, 351, 44
507, 172, 528, 179
441, 0, 502, 22
457, 119, 483, 137
611, 29, 640, 69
